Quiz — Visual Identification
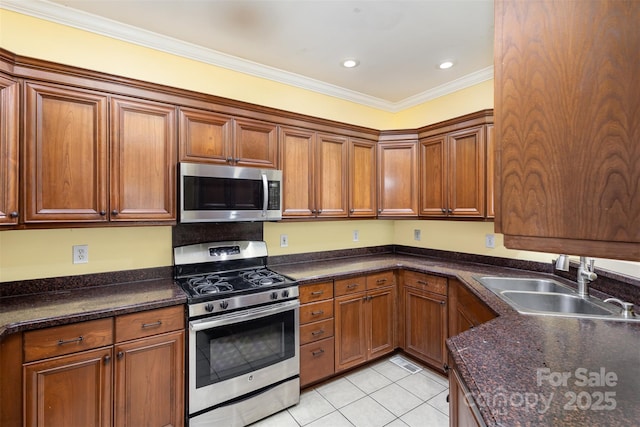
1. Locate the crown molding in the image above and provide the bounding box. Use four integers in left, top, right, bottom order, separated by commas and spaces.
1, 0, 493, 113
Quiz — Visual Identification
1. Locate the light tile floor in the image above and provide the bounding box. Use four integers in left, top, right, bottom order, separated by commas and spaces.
252, 356, 450, 427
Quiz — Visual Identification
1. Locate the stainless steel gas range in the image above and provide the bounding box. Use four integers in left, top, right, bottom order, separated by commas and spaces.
174, 241, 300, 427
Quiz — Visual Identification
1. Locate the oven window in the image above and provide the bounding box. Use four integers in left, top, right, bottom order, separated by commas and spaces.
194, 309, 296, 389
183, 176, 263, 211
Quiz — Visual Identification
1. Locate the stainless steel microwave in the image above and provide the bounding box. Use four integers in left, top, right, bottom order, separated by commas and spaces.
179, 162, 282, 223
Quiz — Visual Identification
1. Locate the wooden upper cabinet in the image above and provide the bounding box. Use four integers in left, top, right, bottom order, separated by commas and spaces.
485, 124, 495, 219
495, 0, 640, 260
280, 126, 315, 217
316, 133, 348, 218
110, 96, 176, 222
178, 107, 232, 164
280, 127, 348, 218
233, 117, 278, 168
349, 138, 377, 217
420, 126, 485, 218
378, 139, 419, 217
23, 82, 109, 223
0, 74, 19, 226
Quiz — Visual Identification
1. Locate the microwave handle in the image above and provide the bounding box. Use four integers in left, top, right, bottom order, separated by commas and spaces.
262, 173, 268, 216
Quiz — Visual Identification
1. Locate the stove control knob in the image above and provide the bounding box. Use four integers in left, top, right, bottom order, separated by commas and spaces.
282, 289, 290, 298
220, 301, 229, 310
271, 292, 279, 300
205, 303, 215, 313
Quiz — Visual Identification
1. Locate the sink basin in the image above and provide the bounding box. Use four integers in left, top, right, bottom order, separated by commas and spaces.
475, 276, 574, 294
500, 291, 616, 316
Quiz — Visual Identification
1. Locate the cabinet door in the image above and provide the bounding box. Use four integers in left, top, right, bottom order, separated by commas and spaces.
485, 124, 495, 218
404, 288, 447, 369
24, 347, 113, 427
280, 126, 315, 217
349, 138, 377, 217
378, 141, 419, 216
495, 0, 640, 259
24, 82, 108, 222
233, 117, 278, 168
448, 126, 485, 217
316, 133, 348, 217
450, 366, 483, 427
419, 135, 447, 216
178, 107, 232, 164
110, 97, 176, 221
0, 75, 19, 225
334, 292, 367, 371
367, 287, 395, 360
114, 330, 184, 427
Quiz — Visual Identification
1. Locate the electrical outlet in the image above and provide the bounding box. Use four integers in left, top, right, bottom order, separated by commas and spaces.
280, 234, 288, 248
485, 234, 496, 248
414, 229, 421, 241
73, 244, 89, 264
353, 230, 359, 242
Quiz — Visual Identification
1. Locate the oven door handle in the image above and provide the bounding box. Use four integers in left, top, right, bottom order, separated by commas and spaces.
190, 299, 299, 331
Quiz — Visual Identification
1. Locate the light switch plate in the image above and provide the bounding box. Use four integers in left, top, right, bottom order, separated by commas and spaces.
414, 229, 421, 241
280, 234, 288, 248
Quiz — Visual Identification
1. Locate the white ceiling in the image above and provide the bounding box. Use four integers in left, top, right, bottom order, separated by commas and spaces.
2, 0, 495, 112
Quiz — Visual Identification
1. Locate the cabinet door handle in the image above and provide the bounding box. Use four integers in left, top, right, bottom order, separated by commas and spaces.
9, 211, 18, 218
234, 157, 241, 163
440, 300, 445, 305
350, 209, 354, 213
142, 320, 162, 329
99, 210, 106, 216
104, 355, 111, 365
58, 336, 83, 346
378, 209, 382, 213
447, 208, 453, 214
443, 363, 450, 372
226, 157, 233, 163
311, 349, 325, 356
310, 290, 324, 296
311, 329, 325, 336
441, 208, 446, 214
117, 351, 124, 359
111, 209, 119, 216
311, 310, 324, 316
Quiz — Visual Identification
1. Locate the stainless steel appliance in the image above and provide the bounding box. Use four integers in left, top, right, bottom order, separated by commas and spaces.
174, 241, 299, 427
179, 162, 282, 223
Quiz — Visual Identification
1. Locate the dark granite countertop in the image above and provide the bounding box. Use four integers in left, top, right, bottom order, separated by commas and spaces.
0, 278, 187, 338
271, 252, 640, 426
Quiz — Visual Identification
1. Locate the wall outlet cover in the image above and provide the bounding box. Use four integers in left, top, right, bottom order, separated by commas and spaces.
73, 244, 89, 264
485, 234, 496, 248
353, 230, 359, 242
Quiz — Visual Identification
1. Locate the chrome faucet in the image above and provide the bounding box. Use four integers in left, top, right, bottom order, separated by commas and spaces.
555, 255, 597, 298
577, 257, 597, 298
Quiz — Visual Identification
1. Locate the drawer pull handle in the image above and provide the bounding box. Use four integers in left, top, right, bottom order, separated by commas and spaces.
376, 278, 388, 284
311, 329, 325, 336
417, 280, 428, 285
312, 349, 325, 356
58, 336, 83, 346
311, 310, 324, 316
117, 351, 124, 359
142, 321, 162, 328
310, 290, 324, 296
347, 283, 358, 289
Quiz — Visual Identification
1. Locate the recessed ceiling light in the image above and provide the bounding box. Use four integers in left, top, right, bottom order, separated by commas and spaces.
342, 59, 360, 68
439, 61, 454, 70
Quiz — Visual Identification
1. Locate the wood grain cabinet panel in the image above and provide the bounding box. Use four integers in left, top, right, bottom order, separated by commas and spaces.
316, 133, 348, 217
110, 96, 176, 222
23, 81, 109, 223
448, 279, 497, 338
349, 138, 377, 217
300, 337, 335, 388
449, 364, 483, 427
0, 74, 19, 226
403, 286, 447, 371
378, 140, 419, 217
495, 0, 640, 260
178, 107, 232, 164
420, 126, 486, 218
233, 117, 278, 168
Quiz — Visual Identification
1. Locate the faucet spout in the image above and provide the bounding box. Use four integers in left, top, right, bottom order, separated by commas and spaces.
577, 256, 597, 298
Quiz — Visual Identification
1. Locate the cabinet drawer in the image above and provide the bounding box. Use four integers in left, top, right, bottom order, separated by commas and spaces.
335, 276, 366, 296
403, 271, 447, 295
300, 337, 335, 388
299, 300, 334, 324
300, 281, 333, 304
24, 318, 113, 363
300, 318, 334, 345
367, 271, 395, 289
115, 305, 184, 343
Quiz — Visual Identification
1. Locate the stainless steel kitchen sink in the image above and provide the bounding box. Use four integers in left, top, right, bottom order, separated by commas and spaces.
475, 276, 574, 294
500, 291, 616, 316
474, 276, 638, 321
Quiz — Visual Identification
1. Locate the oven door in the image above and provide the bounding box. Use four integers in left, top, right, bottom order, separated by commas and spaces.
188, 299, 299, 414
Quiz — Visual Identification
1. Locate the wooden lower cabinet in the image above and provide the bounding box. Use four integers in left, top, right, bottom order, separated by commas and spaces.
299, 281, 335, 387
449, 363, 484, 427
401, 271, 448, 371
334, 271, 396, 372
449, 279, 497, 337
24, 347, 113, 427
20, 305, 185, 427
